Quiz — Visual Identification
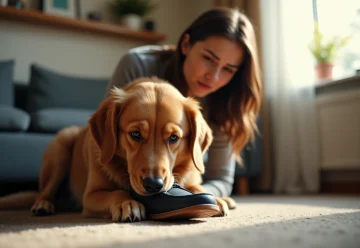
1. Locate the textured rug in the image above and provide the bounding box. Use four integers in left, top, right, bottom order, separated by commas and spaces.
0, 195, 359, 248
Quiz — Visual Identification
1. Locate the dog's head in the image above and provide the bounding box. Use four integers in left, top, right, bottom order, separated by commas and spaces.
89, 78, 213, 195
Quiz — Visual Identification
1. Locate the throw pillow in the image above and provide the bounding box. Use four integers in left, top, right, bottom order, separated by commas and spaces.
26, 64, 109, 113
0, 60, 15, 106
0, 104, 31, 131
30, 108, 94, 133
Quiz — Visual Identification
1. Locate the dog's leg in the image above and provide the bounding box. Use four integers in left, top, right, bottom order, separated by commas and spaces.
31, 155, 67, 216
32, 127, 81, 216
82, 190, 146, 222
186, 184, 235, 217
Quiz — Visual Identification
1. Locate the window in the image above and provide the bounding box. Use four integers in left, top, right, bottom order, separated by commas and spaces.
314, 0, 360, 78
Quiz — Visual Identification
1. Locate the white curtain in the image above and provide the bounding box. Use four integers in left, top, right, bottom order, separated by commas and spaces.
260, 0, 320, 193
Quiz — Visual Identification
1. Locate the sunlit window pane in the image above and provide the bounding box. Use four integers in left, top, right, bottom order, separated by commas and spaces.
316, 0, 360, 78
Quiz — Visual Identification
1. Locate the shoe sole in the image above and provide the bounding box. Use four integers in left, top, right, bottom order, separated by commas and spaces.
148, 204, 220, 220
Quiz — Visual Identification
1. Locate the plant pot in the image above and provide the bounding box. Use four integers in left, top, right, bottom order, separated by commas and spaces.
120, 14, 142, 30
315, 63, 334, 81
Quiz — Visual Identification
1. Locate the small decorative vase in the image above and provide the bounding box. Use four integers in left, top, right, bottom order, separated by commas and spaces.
315, 63, 334, 81
120, 14, 142, 30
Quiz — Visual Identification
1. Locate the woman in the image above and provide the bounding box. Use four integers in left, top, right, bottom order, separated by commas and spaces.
105, 7, 262, 197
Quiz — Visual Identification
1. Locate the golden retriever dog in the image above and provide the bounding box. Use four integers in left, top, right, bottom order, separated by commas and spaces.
0, 77, 235, 222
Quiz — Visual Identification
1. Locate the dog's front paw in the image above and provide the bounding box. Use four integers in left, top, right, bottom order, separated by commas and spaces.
214, 197, 230, 217
111, 200, 146, 222
221, 196, 236, 209
31, 199, 55, 216
213, 196, 236, 217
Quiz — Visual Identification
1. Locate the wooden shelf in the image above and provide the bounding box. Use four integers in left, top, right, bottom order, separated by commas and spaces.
0, 6, 166, 43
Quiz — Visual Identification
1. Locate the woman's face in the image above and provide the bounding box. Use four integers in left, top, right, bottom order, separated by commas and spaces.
181, 35, 245, 98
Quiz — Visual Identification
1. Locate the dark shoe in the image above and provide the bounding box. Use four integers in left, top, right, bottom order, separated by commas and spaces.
130, 183, 220, 220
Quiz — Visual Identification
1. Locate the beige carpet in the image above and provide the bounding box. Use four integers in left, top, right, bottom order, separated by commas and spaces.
0, 195, 359, 248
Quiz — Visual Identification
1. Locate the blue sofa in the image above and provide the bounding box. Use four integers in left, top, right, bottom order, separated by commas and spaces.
0, 61, 263, 194
0, 61, 108, 182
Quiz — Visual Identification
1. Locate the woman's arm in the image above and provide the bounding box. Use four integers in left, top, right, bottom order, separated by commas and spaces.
202, 127, 236, 197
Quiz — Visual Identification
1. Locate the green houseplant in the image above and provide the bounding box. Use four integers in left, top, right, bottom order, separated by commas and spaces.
308, 21, 350, 81
109, 0, 156, 30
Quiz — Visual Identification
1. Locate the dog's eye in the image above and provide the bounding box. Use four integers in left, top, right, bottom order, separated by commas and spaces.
168, 134, 179, 144
129, 131, 142, 142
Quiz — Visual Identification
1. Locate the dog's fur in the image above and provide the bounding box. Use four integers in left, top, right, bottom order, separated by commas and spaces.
0, 78, 235, 222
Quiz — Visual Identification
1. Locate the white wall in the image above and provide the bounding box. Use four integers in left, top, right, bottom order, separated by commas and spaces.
146, 0, 213, 45
0, 21, 143, 82
0, 0, 212, 83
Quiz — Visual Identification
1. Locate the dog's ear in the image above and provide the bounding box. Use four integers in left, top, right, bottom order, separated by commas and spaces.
89, 87, 126, 165
185, 98, 213, 173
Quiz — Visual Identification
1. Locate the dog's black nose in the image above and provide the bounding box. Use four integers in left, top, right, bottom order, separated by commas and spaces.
143, 177, 164, 193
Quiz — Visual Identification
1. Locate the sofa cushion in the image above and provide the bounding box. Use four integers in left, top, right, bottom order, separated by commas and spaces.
27, 64, 108, 113
30, 108, 94, 133
0, 132, 54, 181
0, 104, 31, 131
0, 60, 15, 106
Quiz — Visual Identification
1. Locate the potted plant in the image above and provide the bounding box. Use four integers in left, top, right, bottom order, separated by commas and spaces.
308, 21, 350, 81
109, 0, 156, 30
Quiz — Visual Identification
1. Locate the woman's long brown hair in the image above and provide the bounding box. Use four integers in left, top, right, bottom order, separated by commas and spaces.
165, 7, 262, 163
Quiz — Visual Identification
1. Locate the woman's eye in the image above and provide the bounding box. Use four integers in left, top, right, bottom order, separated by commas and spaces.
203, 55, 214, 63
224, 67, 235, 74
129, 131, 142, 142
168, 134, 179, 144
